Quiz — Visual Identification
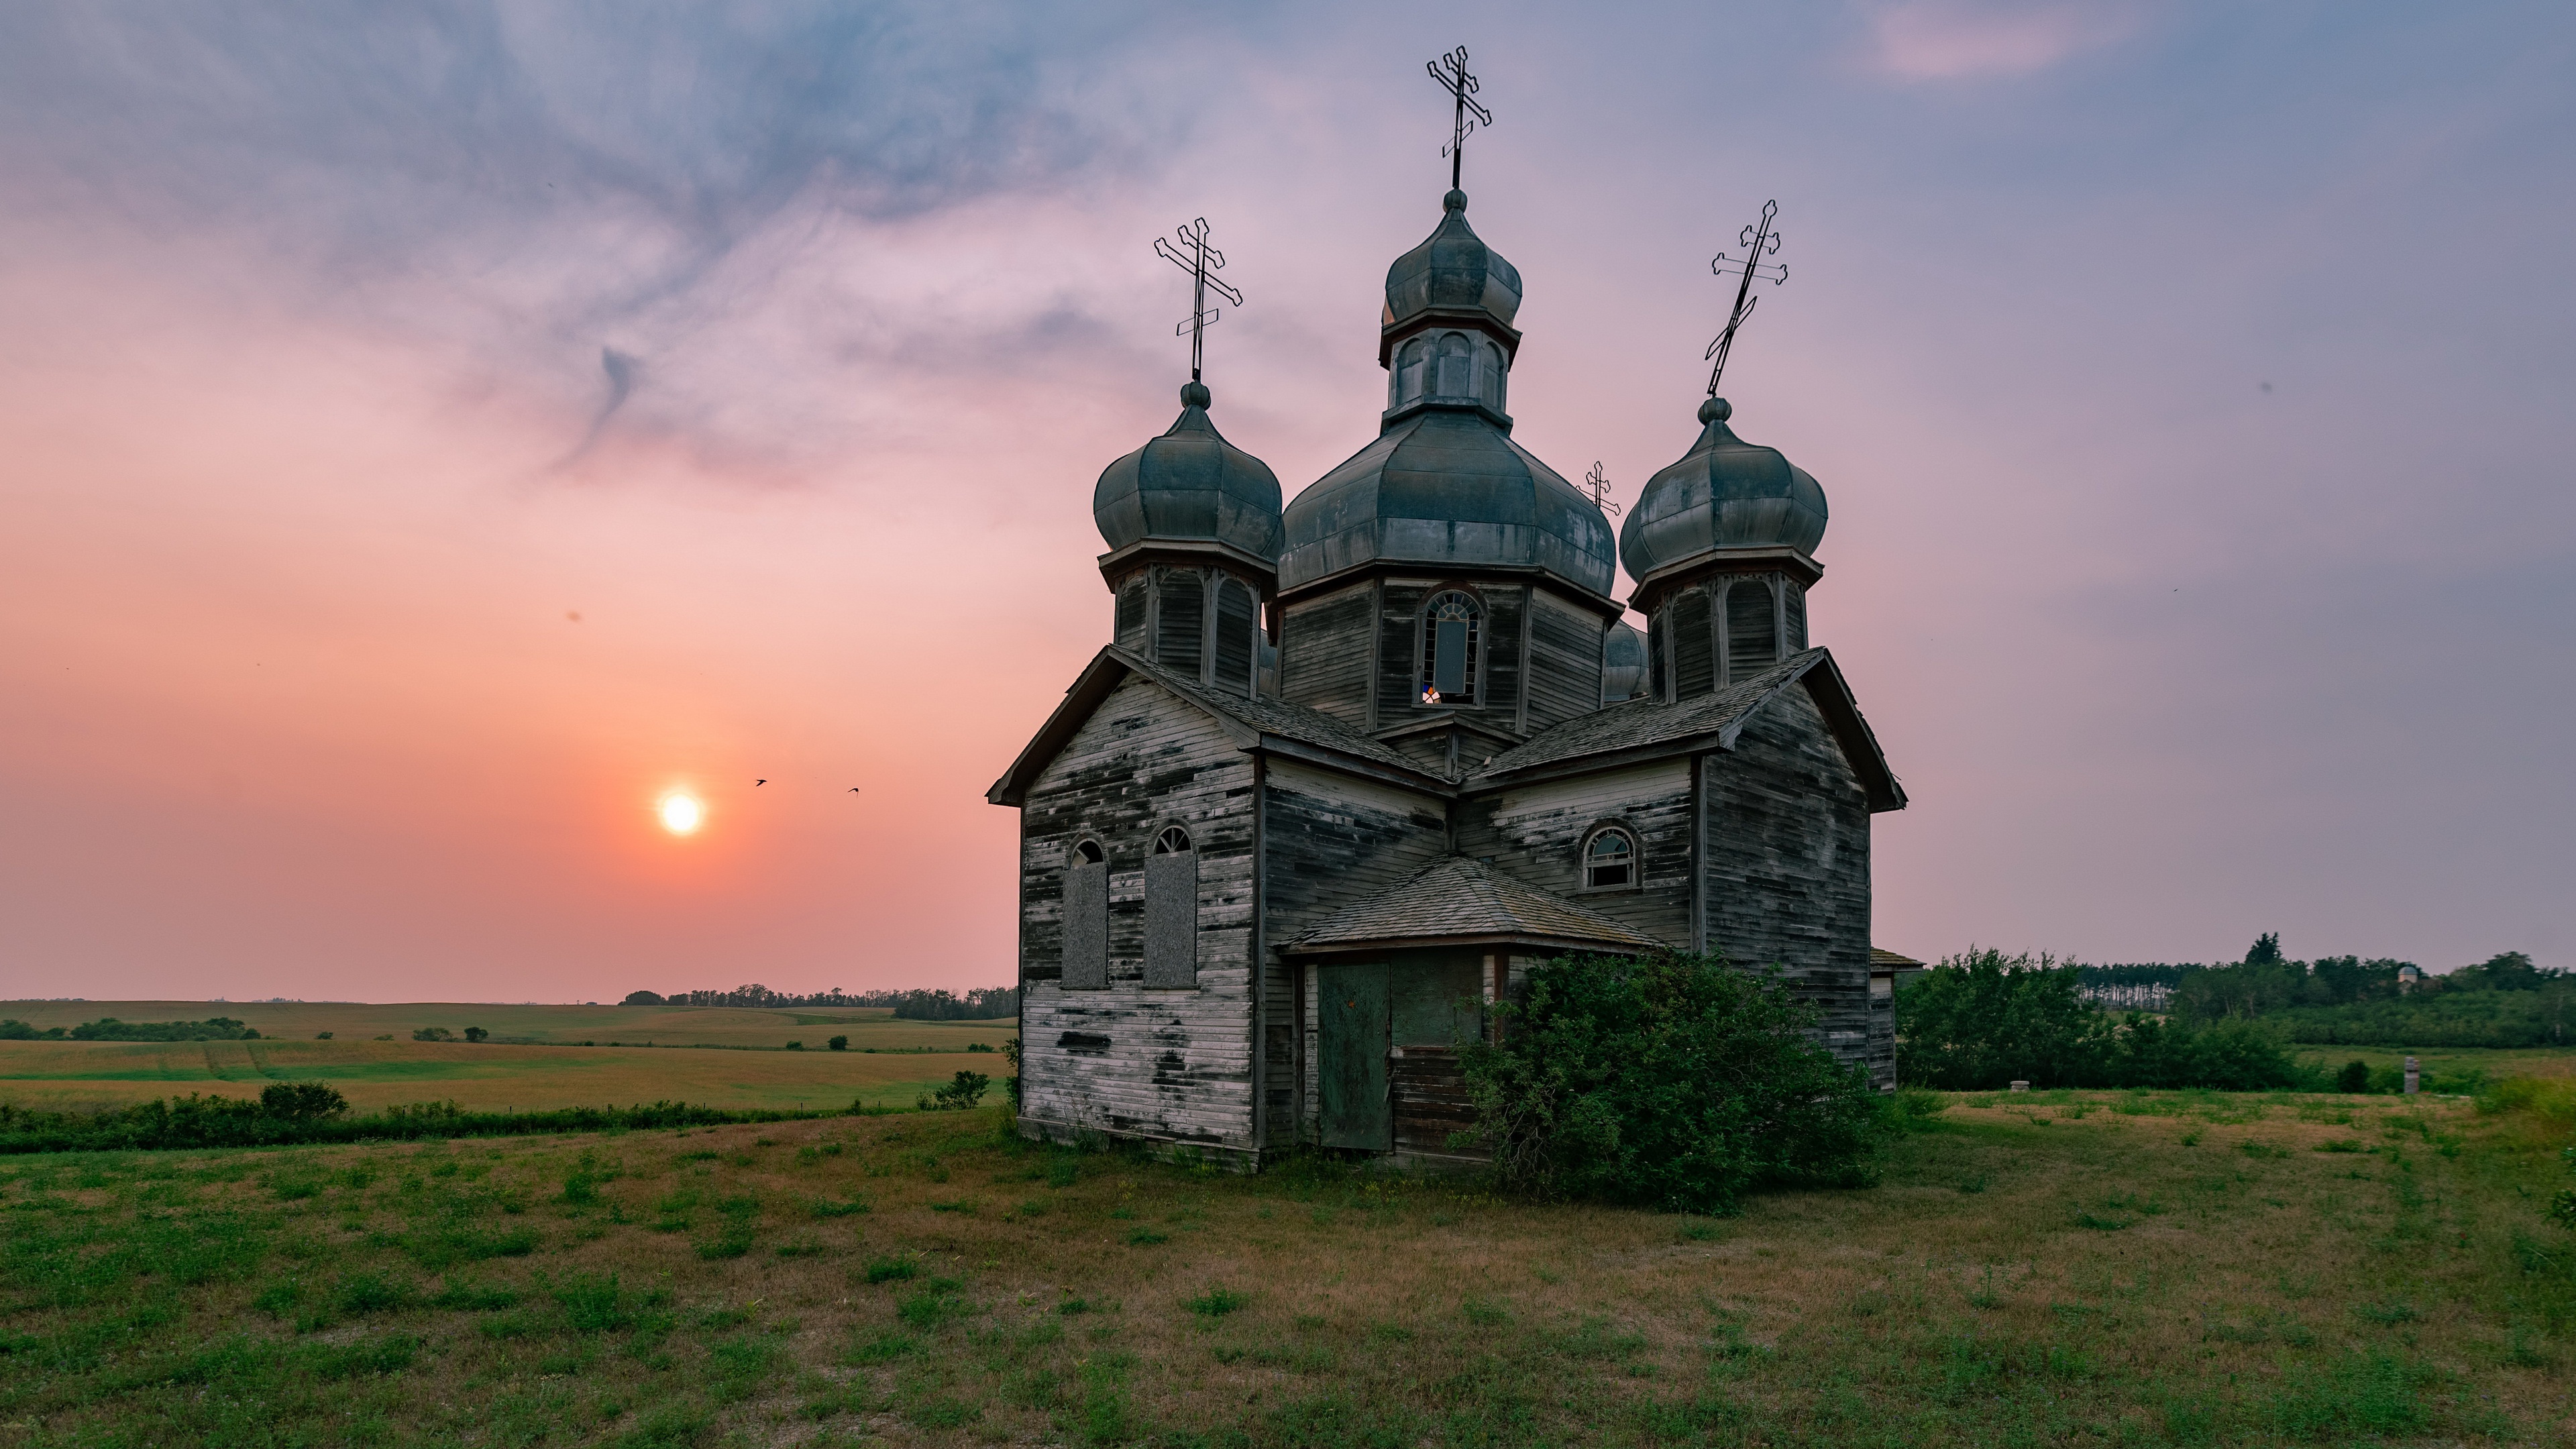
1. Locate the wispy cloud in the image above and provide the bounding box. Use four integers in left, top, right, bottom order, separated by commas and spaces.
1860, 1, 2141, 80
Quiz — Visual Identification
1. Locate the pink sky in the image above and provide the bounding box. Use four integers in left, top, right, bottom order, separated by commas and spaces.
2, 3, 2570, 1002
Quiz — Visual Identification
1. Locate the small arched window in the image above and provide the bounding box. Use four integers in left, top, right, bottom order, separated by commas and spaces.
1392, 337, 1428, 408
1476, 339, 1507, 411
1433, 332, 1472, 397
1144, 825, 1197, 989
1073, 839, 1105, 865
1418, 590, 1481, 706
1582, 827, 1637, 890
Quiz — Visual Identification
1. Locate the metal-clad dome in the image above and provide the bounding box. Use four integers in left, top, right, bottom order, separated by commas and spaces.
1093, 382, 1283, 561
1382, 190, 1522, 338
1279, 409, 1614, 597
1619, 398, 1827, 582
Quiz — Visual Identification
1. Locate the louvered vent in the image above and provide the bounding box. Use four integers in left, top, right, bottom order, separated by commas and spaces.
1783, 581, 1807, 651
1157, 570, 1204, 676
1114, 577, 1147, 649
1727, 579, 1777, 682
1672, 588, 1716, 700
1647, 613, 1668, 702
1214, 578, 1256, 695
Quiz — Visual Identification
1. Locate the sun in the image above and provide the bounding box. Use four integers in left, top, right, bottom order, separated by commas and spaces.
659, 794, 703, 835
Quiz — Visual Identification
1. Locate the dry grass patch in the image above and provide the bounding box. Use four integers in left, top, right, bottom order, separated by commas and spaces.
0, 1086, 2569, 1446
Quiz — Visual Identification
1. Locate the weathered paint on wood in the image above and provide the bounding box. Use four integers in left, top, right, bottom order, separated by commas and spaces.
1454, 759, 1695, 948
1278, 581, 1375, 728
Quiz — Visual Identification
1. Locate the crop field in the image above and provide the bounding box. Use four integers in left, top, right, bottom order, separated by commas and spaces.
1, 1083, 2571, 1448
0, 1002, 1016, 1114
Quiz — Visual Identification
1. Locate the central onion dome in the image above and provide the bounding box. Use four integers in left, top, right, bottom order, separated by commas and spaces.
1279, 191, 1613, 600
1618, 397, 1827, 586
1093, 381, 1283, 563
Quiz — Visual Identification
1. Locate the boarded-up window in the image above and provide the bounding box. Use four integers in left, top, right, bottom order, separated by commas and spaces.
1782, 581, 1807, 653
1672, 588, 1715, 700
1214, 577, 1255, 695
1114, 577, 1147, 649
1143, 825, 1197, 989
1648, 612, 1668, 701
1727, 579, 1777, 682
1157, 570, 1204, 676
1392, 337, 1427, 408
1063, 841, 1108, 990
1434, 331, 1472, 397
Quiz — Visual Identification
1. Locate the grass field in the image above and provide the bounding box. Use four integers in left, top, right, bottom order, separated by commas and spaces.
0, 1002, 1016, 1114
1, 1083, 2571, 1447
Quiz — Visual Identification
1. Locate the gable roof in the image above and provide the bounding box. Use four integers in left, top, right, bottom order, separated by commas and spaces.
1468, 647, 1906, 812
987, 646, 1442, 808
1287, 855, 1664, 956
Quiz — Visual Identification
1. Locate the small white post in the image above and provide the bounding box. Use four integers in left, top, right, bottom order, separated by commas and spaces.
2403, 1056, 2419, 1095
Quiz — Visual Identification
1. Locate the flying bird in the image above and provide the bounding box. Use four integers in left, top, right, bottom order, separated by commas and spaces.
848, 788, 862, 794
755, 780, 767, 786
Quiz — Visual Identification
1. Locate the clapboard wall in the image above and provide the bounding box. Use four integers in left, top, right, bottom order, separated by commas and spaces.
1261, 758, 1452, 1149
1277, 582, 1375, 729
1700, 684, 1875, 1071
1015, 678, 1260, 1157
1452, 759, 1693, 949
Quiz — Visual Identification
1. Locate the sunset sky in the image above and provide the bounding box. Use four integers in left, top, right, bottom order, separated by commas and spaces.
3, 3, 2570, 1003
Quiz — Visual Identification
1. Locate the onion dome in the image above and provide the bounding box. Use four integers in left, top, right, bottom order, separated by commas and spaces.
1280, 409, 1614, 597
1093, 382, 1283, 563
1601, 620, 1648, 700
1379, 189, 1522, 362
1619, 398, 1828, 584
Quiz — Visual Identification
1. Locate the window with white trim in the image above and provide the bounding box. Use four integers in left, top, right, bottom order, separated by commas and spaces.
1582, 827, 1637, 890
1417, 591, 1481, 706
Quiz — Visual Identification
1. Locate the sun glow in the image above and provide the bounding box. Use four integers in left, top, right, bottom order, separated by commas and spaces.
659, 794, 703, 835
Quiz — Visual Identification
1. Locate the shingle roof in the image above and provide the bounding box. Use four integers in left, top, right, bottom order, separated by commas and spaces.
1112, 649, 1428, 777
1870, 948, 1927, 969
1469, 650, 1825, 781
1290, 855, 1664, 953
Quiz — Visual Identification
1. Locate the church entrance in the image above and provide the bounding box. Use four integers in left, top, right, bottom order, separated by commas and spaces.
1314, 953, 1488, 1155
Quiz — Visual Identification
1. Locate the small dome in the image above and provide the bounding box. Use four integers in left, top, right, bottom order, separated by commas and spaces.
1280, 410, 1613, 597
1093, 385, 1283, 562
1619, 398, 1827, 583
1602, 620, 1648, 700
1383, 190, 1523, 337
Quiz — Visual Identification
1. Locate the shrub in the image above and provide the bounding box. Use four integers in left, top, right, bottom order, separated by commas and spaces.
463, 1026, 488, 1043
827, 1035, 849, 1051
260, 1082, 350, 1121
315, 1031, 333, 1040
2338, 1059, 2371, 1093
784, 1040, 804, 1051
920, 1071, 991, 1111
1456, 950, 1881, 1215
412, 1027, 455, 1042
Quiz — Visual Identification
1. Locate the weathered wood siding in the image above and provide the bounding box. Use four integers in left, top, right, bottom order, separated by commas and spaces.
1701, 685, 1874, 1072
1525, 588, 1606, 732
1278, 582, 1375, 728
1373, 579, 1525, 736
1452, 759, 1695, 947
1016, 678, 1258, 1157
1263, 759, 1451, 1148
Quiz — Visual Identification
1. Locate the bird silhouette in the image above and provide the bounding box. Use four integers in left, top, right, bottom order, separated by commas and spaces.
848, 788, 861, 794
755, 780, 767, 786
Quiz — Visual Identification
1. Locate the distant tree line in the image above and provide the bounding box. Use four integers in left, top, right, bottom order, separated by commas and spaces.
1900, 950, 2307, 1091
0, 1016, 262, 1042
618, 984, 1016, 1019
0, 1085, 845, 1155
2049, 936, 2568, 1048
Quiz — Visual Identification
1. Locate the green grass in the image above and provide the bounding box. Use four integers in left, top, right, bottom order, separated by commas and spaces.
0, 1079, 2567, 1445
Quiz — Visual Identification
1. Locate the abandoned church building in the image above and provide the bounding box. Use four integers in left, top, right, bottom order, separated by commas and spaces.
988, 164, 1906, 1169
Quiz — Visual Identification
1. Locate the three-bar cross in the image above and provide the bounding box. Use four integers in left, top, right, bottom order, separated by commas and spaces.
1425, 46, 1492, 191
1154, 217, 1243, 383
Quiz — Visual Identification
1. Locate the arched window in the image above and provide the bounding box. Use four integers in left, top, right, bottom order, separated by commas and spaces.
1392, 337, 1428, 408
1063, 839, 1109, 989
1433, 332, 1472, 397
1157, 568, 1205, 674
1114, 578, 1146, 649
1476, 339, 1507, 412
1144, 825, 1197, 989
1725, 579, 1777, 683
1417, 590, 1481, 706
1214, 576, 1256, 696
1582, 827, 1637, 890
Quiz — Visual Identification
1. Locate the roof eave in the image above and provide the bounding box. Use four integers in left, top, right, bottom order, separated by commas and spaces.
1097, 538, 1280, 594
1628, 546, 1823, 614
1285, 930, 1656, 959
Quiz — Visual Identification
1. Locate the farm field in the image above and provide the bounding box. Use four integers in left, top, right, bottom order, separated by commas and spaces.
0, 1003, 1017, 1114
1, 1086, 2570, 1446
2290, 1044, 2576, 1083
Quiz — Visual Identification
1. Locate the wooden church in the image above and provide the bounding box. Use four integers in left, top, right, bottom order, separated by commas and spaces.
989, 162, 1905, 1169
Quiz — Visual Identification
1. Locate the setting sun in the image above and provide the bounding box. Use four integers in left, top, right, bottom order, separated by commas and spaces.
658, 794, 702, 835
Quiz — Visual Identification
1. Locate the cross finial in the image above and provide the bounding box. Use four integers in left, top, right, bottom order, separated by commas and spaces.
1153, 217, 1243, 385
1425, 46, 1492, 192
1705, 200, 1788, 396
1584, 462, 1619, 517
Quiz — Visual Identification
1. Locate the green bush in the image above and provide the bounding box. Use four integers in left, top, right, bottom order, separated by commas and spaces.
2337, 1059, 2371, 1093
919, 1071, 991, 1111
827, 1035, 849, 1051
1898, 949, 2302, 1091
1455, 950, 1881, 1215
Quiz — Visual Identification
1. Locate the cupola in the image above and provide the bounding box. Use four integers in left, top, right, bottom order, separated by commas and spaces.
1093, 381, 1283, 696
1620, 398, 1827, 702
1377, 189, 1521, 424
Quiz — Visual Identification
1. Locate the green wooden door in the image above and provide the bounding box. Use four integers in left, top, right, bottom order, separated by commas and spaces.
1318, 963, 1391, 1150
